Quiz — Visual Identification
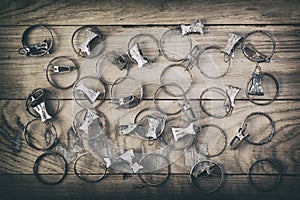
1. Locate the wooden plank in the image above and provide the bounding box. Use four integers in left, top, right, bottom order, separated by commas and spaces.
0, 174, 299, 200
0, 25, 299, 99
0, 100, 299, 174
0, 0, 299, 25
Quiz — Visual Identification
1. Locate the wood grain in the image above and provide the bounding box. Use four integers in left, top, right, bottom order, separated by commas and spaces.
0, 0, 299, 25
0, 25, 299, 99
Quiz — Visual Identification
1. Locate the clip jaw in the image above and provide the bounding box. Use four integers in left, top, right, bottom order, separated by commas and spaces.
181, 20, 204, 35
171, 123, 198, 142
181, 101, 197, 121
29, 89, 52, 122
243, 43, 270, 63
20, 40, 49, 56
78, 29, 101, 56
221, 33, 243, 59
229, 126, 249, 149
75, 84, 101, 104
129, 43, 148, 68
79, 109, 99, 134
112, 54, 131, 71
248, 66, 264, 96
114, 95, 140, 109
224, 85, 241, 114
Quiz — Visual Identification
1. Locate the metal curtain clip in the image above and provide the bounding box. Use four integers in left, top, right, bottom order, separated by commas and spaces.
117, 124, 139, 135
248, 66, 264, 96
243, 43, 270, 63
79, 109, 99, 134
229, 125, 249, 149
224, 85, 241, 114
129, 43, 148, 68
75, 84, 101, 103
171, 123, 198, 142
79, 29, 101, 56
221, 33, 243, 59
181, 19, 204, 35
112, 54, 131, 70
20, 40, 49, 56
180, 101, 197, 121
114, 95, 140, 109
119, 149, 135, 165
184, 45, 202, 70
146, 115, 163, 139
30, 89, 52, 122
52, 65, 76, 73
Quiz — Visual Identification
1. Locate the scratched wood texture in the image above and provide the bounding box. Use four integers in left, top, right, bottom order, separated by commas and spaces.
0, 0, 299, 200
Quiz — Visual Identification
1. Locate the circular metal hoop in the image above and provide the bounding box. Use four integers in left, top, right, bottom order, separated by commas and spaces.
127, 33, 160, 64
190, 160, 224, 193
199, 124, 227, 157
96, 52, 129, 85
71, 25, 103, 58
23, 119, 57, 151
25, 88, 60, 119
153, 83, 185, 116
138, 153, 170, 186
110, 76, 143, 109
33, 152, 68, 185
73, 76, 106, 109
199, 87, 232, 119
19, 25, 54, 57
74, 152, 107, 183
46, 56, 80, 89
160, 63, 194, 96
242, 112, 275, 145
133, 108, 166, 141
159, 28, 192, 62
245, 72, 279, 106
247, 158, 282, 191
198, 45, 231, 79
241, 30, 276, 63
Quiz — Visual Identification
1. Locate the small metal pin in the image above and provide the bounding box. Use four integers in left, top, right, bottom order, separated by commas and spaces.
129, 43, 148, 68
229, 125, 249, 149
117, 124, 139, 135
224, 85, 241, 113
146, 115, 163, 139
79, 109, 99, 134
79, 29, 101, 56
243, 43, 270, 63
75, 84, 101, 103
221, 33, 243, 61
114, 95, 140, 109
248, 66, 264, 96
181, 20, 204, 35
171, 123, 198, 142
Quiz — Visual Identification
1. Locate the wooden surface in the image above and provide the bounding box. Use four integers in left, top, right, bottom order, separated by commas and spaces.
0, 0, 299, 200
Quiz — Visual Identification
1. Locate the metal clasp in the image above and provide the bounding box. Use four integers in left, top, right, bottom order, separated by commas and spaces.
146, 115, 163, 139
75, 84, 101, 103
248, 65, 264, 96
184, 45, 203, 70
129, 43, 148, 68
19, 40, 49, 56
117, 124, 139, 135
29, 89, 52, 122
79, 109, 99, 134
224, 85, 241, 114
112, 54, 131, 70
79, 29, 101, 56
181, 20, 204, 35
229, 124, 249, 149
114, 95, 140, 109
171, 123, 198, 142
180, 101, 197, 121
243, 43, 270, 63
221, 33, 243, 62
